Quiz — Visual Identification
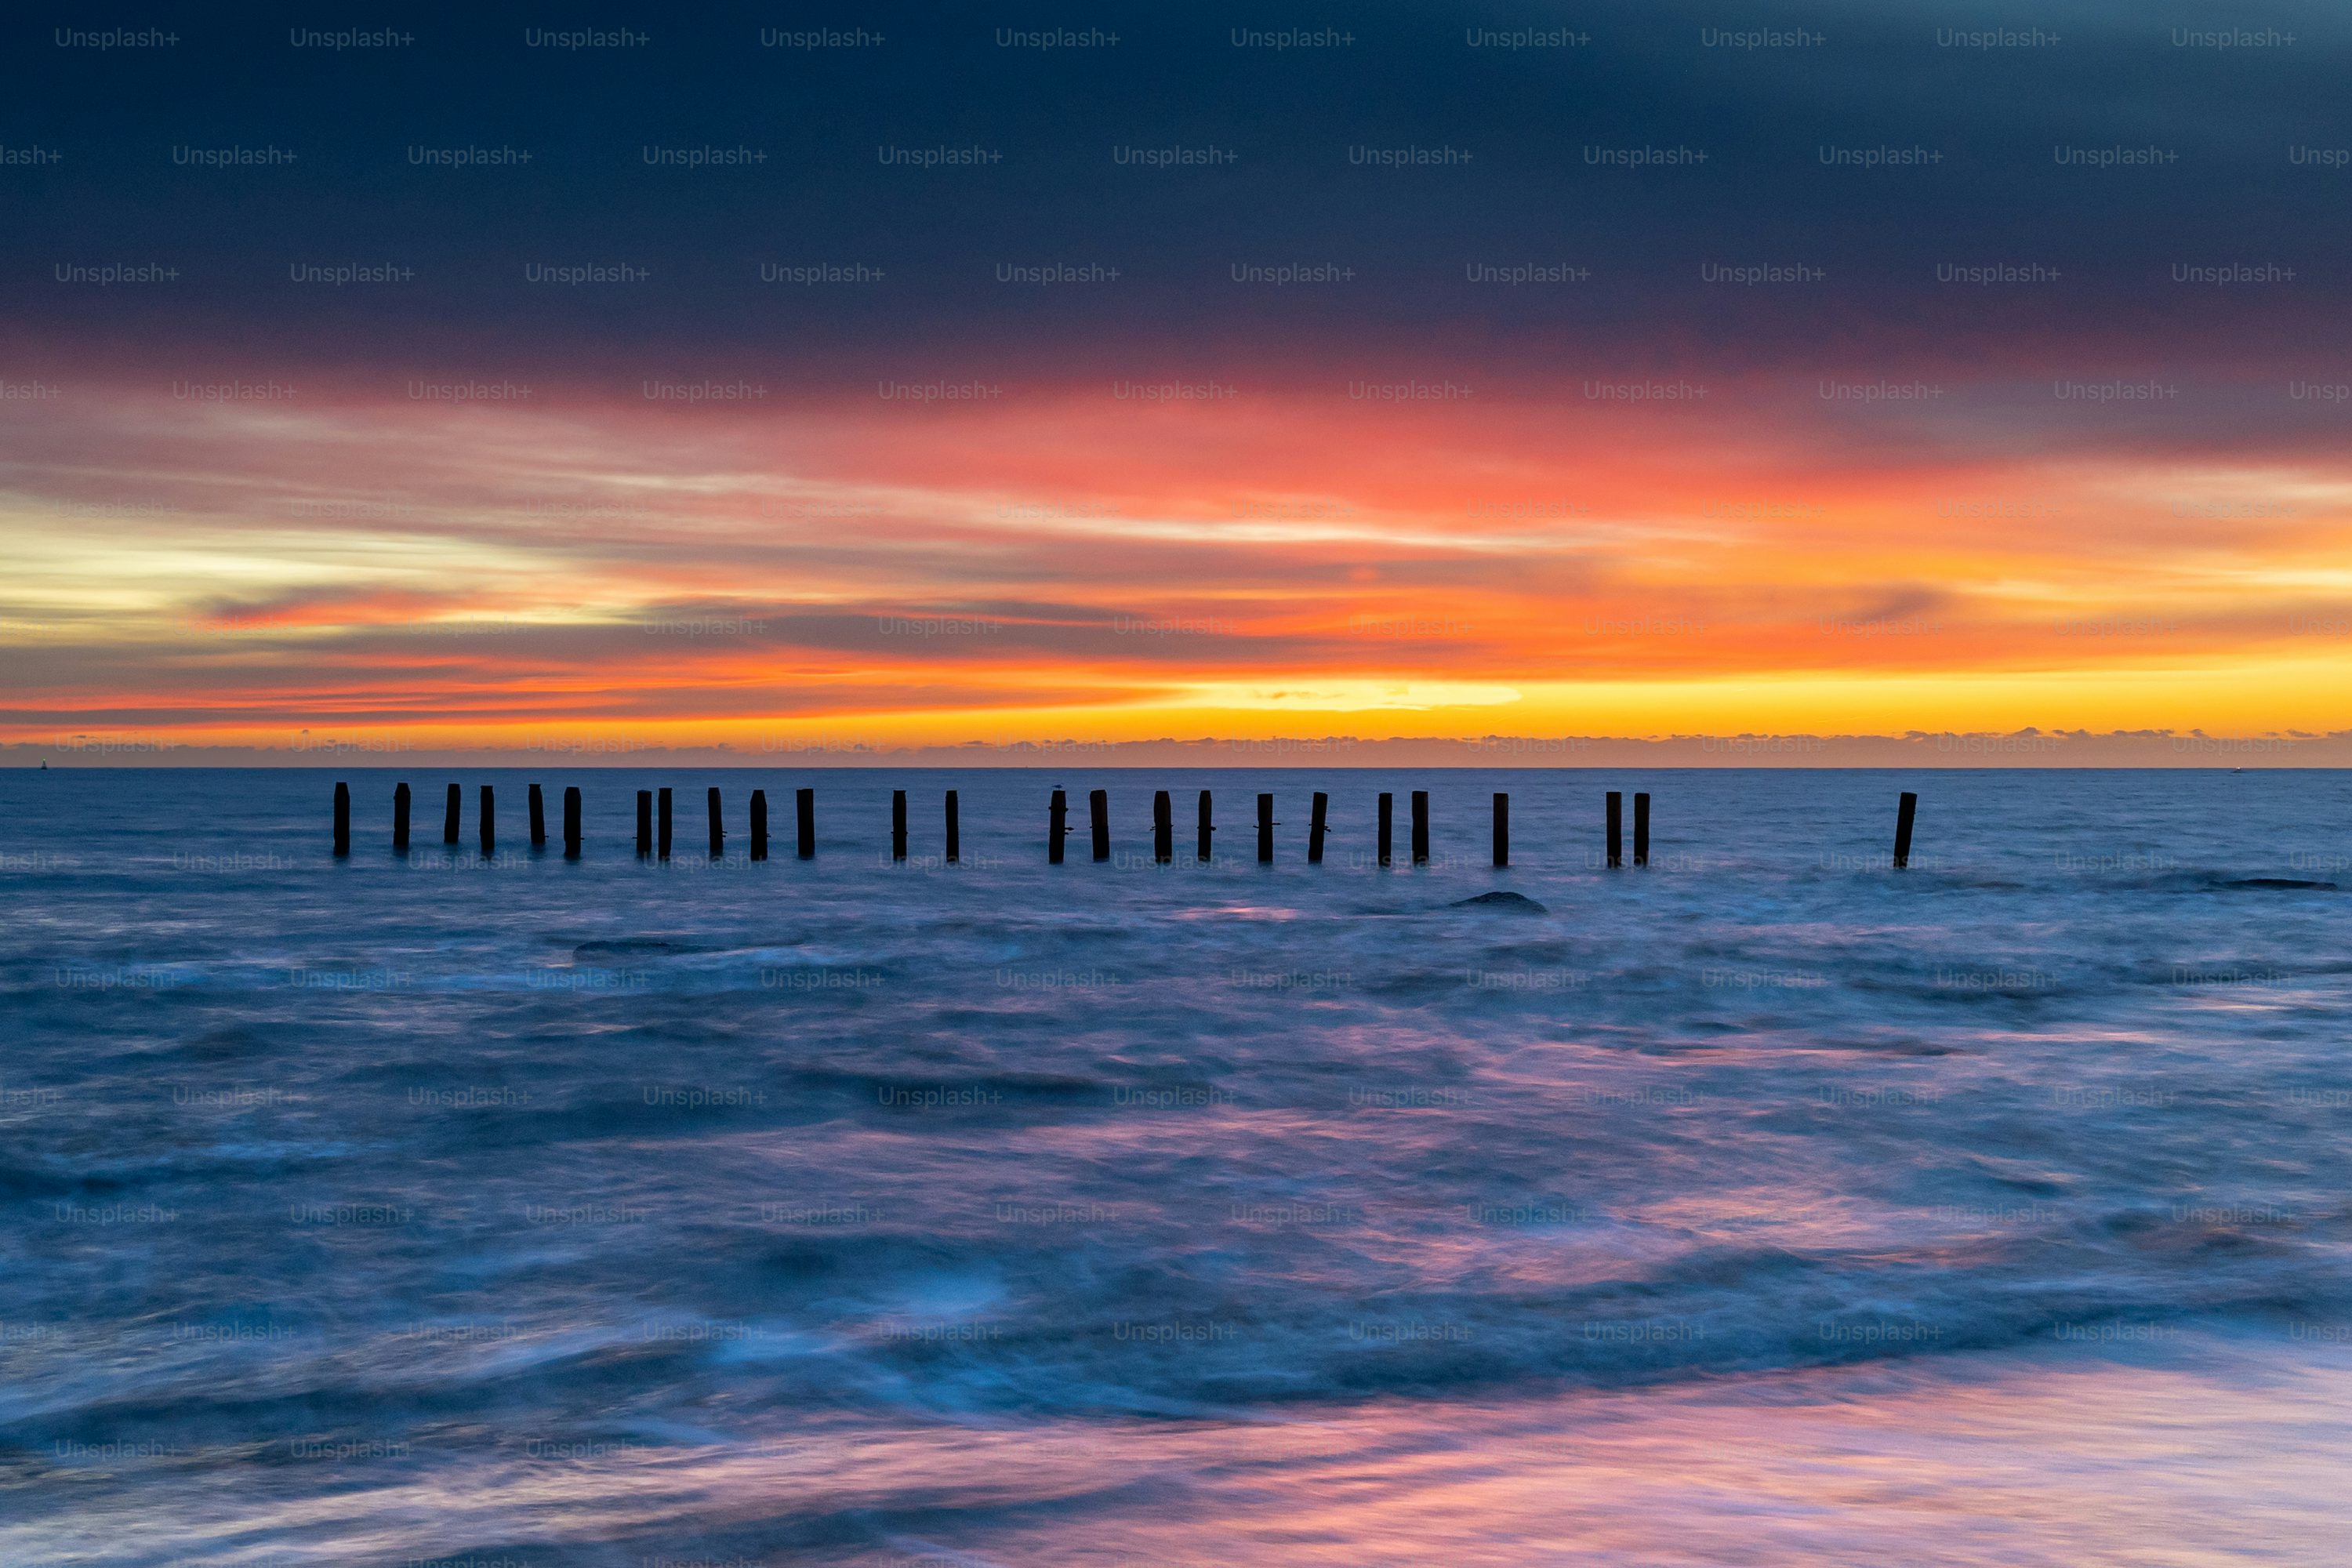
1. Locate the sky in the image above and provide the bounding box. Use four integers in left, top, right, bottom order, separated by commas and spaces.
4, 0, 2349, 757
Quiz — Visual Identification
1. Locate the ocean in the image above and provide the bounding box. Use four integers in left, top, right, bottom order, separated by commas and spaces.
5, 766, 2350, 1566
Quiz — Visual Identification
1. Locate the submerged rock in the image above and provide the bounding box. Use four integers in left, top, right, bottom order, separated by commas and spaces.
572, 937, 710, 956
1452, 890, 1548, 913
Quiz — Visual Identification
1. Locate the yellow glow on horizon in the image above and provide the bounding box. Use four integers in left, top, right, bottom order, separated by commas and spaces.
1172, 681, 1528, 713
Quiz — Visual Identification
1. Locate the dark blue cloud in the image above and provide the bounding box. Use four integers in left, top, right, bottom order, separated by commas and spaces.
6, 0, 2347, 374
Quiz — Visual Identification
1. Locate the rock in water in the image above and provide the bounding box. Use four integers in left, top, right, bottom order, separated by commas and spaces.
572, 938, 709, 957
1453, 890, 1548, 913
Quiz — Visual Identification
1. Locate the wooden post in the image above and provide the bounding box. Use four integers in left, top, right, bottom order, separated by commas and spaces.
443, 783, 460, 845
1089, 789, 1109, 862
1634, 792, 1650, 868
332, 782, 350, 857
564, 786, 582, 858
657, 787, 672, 860
945, 790, 960, 863
796, 787, 815, 859
892, 789, 907, 860
1606, 790, 1622, 869
1377, 792, 1393, 867
1196, 789, 1213, 862
392, 782, 411, 851
1410, 790, 1429, 865
750, 789, 768, 860
708, 786, 724, 857
1049, 788, 1069, 863
1257, 793, 1274, 863
1893, 790, 1918, 870
636, 790, 652, 857
1493, 792, 1508, 868
479, 785, 495, 858
528, 783, 546, 848
1153, 790, 1173, 864
1308, 791, 1328, 864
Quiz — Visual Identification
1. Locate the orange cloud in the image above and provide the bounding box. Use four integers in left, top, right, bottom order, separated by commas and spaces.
3, 370, 2347, 748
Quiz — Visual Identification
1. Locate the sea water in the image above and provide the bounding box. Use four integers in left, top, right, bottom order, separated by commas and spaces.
3, 767, 2350, 1565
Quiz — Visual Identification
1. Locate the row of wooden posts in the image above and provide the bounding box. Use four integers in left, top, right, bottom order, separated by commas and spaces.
330, 783, 1926, 870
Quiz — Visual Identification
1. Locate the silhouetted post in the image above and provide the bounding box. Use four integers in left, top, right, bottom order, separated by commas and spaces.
891, 790, 908, 860
392, 782, 411, 851
1493, 792, 1508, 868
1049, 788, 1069, 863
1377, 793, 1393, 867
443, 783, 461, 845
1634, 792, 1650, 868
796, 787, 815, 859
1606, 790, 1623, 869
1308, 792, 1329, 864
480, 785, 495, 857
657, 787, 673, 859
564, 786, 582, 858
636, 790, 652, 857
944, 790, 960, 863
750, 790, 768, 860
1090, 789, 1110, 862
528, 783, 546, 847
1411, 790, 1429, 865
1893, 790, 1918, 870
333, 782, 350, 857
1153, 790, 1173, 864
708, 786, 724, 857
1256, 793, 1275, 862
1197, 790, 1214, 862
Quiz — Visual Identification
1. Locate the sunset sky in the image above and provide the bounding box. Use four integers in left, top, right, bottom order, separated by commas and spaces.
5, 1, 2348, 755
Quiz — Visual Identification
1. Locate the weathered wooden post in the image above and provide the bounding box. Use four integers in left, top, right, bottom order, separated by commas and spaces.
1049, 788, 1069, 863
749, 789, 768, 860
1634, 792, 1650, 868
1606, 790, 1623, 869
1256, 793, 1275, 863
892, 790, 908, 861
333, 782, 350, 857
443, 783, 461, 845
636, 790, 652, 857
564, 786, 582, 857
1090, 789, 1110, 862
1153, 790, 1173, 863
1493, 792, 1508, 868
393, 782, 411, 851
657, 787, 673, 860
1411, 790, 1429, 865
1196, 790, 1213, 862
796, 787, 815, 859
480, 785, 495, 857
1893, 790, 1918, 870
528, 783, 546, 848
708, 786, 724, 857
1377, 792, 1393, 867
944, 790, 960, 863
1308, 792, 1329, 863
